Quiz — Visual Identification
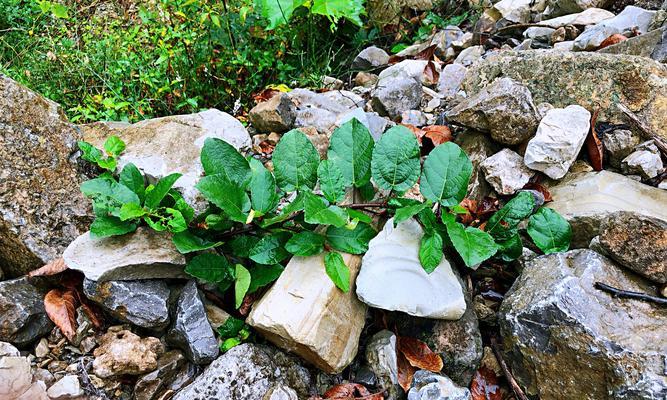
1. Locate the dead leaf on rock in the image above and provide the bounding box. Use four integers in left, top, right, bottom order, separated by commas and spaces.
397, 351, 415, 392
423, 125, 453, 147
598, 34, 626, 50
27, 258, 68, 277
401, 124, 425, 144
308, 383, 383, 400
523, 178, 553, 203
415, 44, 437, 61
423, 61, 439, 86
252, 88, 281, 104
397, 336, 443, 372
585, 108, 604, 171
44, 289, 78, 341
470, 366, 501, 400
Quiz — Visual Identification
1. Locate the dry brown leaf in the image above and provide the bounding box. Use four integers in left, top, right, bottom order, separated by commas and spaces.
470, 366, 501, 400
598, 34, 626, 50
423, 125, 453, 146
252, 88, 281, 104
585, 108, 604, 171
423, 61, 439, 86
415, 44, 437, 61
310, 383, 383, 400
388, 54, 406, 65
397, 336, 443, 372
522, 182, 553, 203
397, 351, 416, 392
27, 258, 68, 277
44, 289, 78, 341
401, 124, 425, 144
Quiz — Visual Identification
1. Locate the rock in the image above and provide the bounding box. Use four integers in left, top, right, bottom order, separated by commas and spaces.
248, 93, 296, 133
63, 227, 186, 281
0, 344, 32, 399
378, 60, 439, 86
401, 110, 427, 126
574, 6, 657, 51
553, 40, 575, 50
500, 249, 667, 399
460, 51, 667, 142
602, 128, 642, 168
598, 212, 667, 283
446, 78, 540, 145
167, 280, 218, 365
481, 149, 534, 195
92, 329, 164, 378
455, 131, 495, 202
372, 78, 423, 119
407, 370, 471, 400
356, 218, 466, 319
352, 46, 390, 70
322, 76, 344, 90
354, 72, 379, 88
83, 109, 251, 209
17, 381, 48, 400
524, 27, 556, 43
453, 45, 485, 67
263, 385, 298, 400
0, 76, 89, 277
551, 25, 580, 43
437, 63, 467, 99
287, 89, 365, 133
542, 0, 606, 19
365, 330, 399, 396
134, 350, 190, 400
524, 105, 591, 179
621, 141, 664, 179
248, 253, 366, 374
34, 338, 49, 358
46, 375, 83, 399
599, 26, 667, 63
83, 278, 170, 330
547, 171, 667, 247
540, 8, 614, 28
0, 278, 52, 346
172, 343, 312, 400
367, 0, 434, 26
493, 0, 532, 23
203, 301, 230, 332
0, 341, 19, 357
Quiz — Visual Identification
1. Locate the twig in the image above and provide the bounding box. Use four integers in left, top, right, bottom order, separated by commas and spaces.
594, 282, 667, 305
343, 202, 388, 209
617, 103, 667, 156
490, 337, 529, 400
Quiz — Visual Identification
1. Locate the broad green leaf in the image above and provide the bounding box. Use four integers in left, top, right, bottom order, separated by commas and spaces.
358, 181, 376, 201
119, 163, 145, 202
104, 135, 125, 157
185, 253, 234, 283
196, 174, 251, 223
346, 209, 372, 225
225, 235, 261, 258
172, 231, 221, 253
272, 129, 320, 192
327, 118, 374, 187
446, 220, 498, 268
51, 3, 69, 18
144, 173, 182, 210
285, 231, 325, 256
317, 160, 346, 204
312, 0, 365, 26
248, 264, 284, 293
143, 215, 167, 232
326, 222, 376, 254
173, 197, 195, 223
96, 157, 117, 171
486, 191, 535, 241
249, 234, 290, 265
80, 178, 140, 208
205, 214, 233, 231
78, 141, 103, 163
303, 192, 348, 227
119, 203, 146, 221
394, 202, 430, 226
419, 232, 444, 273
527, 207, 571, 254
90, 216, 137, 239
420, 142, 472, 206
249, 158, 279, 215
255, 0, 307, 29
217, 316, 245, 338
165, 208, 187, 232
200, 138, 251, 187
371, 125, 420, 192
221, 337, 242, 352
324, 252, 350, 292
260, 192, 306, 227
234, 264, 251, 309
497, 234, 523, 262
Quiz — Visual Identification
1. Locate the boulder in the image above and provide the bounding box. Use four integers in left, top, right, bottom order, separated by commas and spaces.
599, 26, 667, 63
598, 212, 667, 283
621, 141, 664, 178
524, 105, 591, 179
93, 329, 164, 378
378, 60, 438, 86
542, 0, 606, 19
0, 278, 52, 346
356, 218, 466, 320
500, 249, 667, 399
172, 343, 312, 400
601, 128, 642, 168
371, 78, 423, 119
539, 8, 614, 28
247, 253, 366, 374
446, 78, 540, 145
0, 75, 89, 277
493, 0, 533, 23
46, 375, 84, 400
547, 171, 667, 247
0, 343, 32, 399
352, 46, 390, 70
83, 278, 170, 330
63, 227, 186, 281
167, 280, 219, 365
481, 149, 534, 195
573, 6, 656, 51
287, 89, 365, 133
248, 93, 296, 133
455, 131, 495, 202
407, 370, 471, 400
460, 51, 667, 142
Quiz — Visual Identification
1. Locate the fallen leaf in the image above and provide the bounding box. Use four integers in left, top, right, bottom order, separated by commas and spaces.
415, 44, 437, 61
78, 299, 104, 329
423, 125, 453, 147
401, 124, 425, 144
316, 383, 384, 400
397, 351, 415, 392
598, 34, 626, 50
523, 182, 553, 202
470, 366, 501, 400
44, 289, 78, 341
252, 88, 280, 104
397, 336, 443, 372
388, 54, 406, 64
423, 61, 439, 86
27, 258, 68, 277
585, 108, 604, 171
459, 198, 477, 225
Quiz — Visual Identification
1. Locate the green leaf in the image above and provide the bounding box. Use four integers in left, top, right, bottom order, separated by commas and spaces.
420, 142, 472, 206
272, 129, 320, 192
497, 234, 523, 262
249, 234, 290, 265
217, 316, 245, 338
527, 207, 571, 254
200, 138, 251, 187
78, 141, 103, 163
119, 203, 146, 221
419, 232, 444, 273
326, 222, 376, 254
249, 158, 279, 216
394, 202, 430, 226
346, 209, 372, 225
312, 0, 365, 25
327, 118, 374, 188
165, 208, 187, 233
248, 264, 284, 293
90, 216, 137, 239
303, 192, 348, 227
324, 252, 350, 292
260, 192, 306, 227
225, 235, 261, 258
96, 157, 117, 171
51, 3, 69, 18
144, 173, 182, 210
80, 178, 140, 208
119, 163, 145, 202
317, 160, 346, 204
255, 0, 307, 29
486, 191, 535, 241
104, 135, 125, 157
173, 197, 195, 223
185, 253, 234, 283
221, 337, 242, 352
445, 220, 498, 268
172, 231, 221, 253
205, 214, 233, 231
371, 125, 421, 192
234, 264, 251, 309
285, 231, 325, 256
196, 174, 251, 223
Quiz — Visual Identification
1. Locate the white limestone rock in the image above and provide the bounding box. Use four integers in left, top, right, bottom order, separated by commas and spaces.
454, 45, 485, 67
437, 64, 467, 99
0, 351, 32, 400
378, 60, 440, 86
493, 0, 533, 23
46, 375, 84, 400
621, 141, 665, 179
573, 6, 656, 51
481, 149, 534, 195
540, 8, 614, 28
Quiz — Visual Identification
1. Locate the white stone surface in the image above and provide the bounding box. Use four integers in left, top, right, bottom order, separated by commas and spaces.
378, 60, 439, 85
356, 218, 466, 320
437, 64, 467, 99
0, 354, 32, 400
524, 105, 591, 179
494, 0, 532, 23
540, 8, 614, 28
46, 375, 84, 400
481, 149, 534, 195
621, 142, 664, 179
454, 45, 485, 67
573, 6, 656, 51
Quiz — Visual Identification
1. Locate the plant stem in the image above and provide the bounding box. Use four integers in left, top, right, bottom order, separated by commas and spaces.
343, 202, 388, 209
594, 282, 667, 305
490, 337, 529, 400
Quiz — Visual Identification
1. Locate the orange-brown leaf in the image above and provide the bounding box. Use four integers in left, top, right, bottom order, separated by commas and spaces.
252, 88, 280, 104
44, 289, 78, 341
598, 34, 626, 50
586, 108, 604, 171
522, 182, 553, 202
415, 44, 437, 61
322, 383, 384, 400
470, 367, 501, 400
27, 258, 68, 277
401, 124, 425, 144
397, 336, 443, 372
423, 125, 453, 146
423, 61, 439, 86
397, 351, 416, 392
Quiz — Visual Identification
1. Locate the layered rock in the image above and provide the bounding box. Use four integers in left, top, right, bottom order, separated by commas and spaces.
248, 93, 296, 133
134, 350, 196, 400
480, 149, 533, 195
372, 78, 423, 119
573, 6, 656, 51
0, 278, 53, 346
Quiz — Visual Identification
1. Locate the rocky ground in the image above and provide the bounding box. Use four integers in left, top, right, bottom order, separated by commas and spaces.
1, 1, 667, 399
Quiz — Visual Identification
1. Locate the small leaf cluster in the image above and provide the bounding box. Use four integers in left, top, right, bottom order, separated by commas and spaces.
217, 316, 251, 353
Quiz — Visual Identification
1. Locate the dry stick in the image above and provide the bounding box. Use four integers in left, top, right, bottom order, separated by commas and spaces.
490, 337, 529, 400
594, 282, 667, 305
617, 103, 667, 156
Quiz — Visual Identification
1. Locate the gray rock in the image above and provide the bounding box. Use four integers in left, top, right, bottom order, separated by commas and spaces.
0, 76, 89, 277
83, 279, 170, 330
621, 141, 664, 179
542, 0, 606, 19
598, 212, 667, 283
453, 45, 484, 67
401, 110, 427, 126
455, 131, 495, 202
287, 89, 365, 133
524, 105, 591, 179
378, 60, 437, 86
365, 330, 399, 397
64, 228, 186, 281
0, 278, 52, 346
437, 64, 467, 99
447, 77, 540, 145
354, 71, 379, 88
172, 343, 312, 400
263, 385, 298, 400
493, 0, 532, 23
167, 280, 218, 365
524, 27, 556, 43
540, 8, 615, 28
574, 6, 657, 51
372, 78, 423, 119
407, 370, 471, 400
602, 129, 642, 169
481, 149, 534, 195
500, 249, 667, 399
248, 93, 296, 133
134, 350, 191, 400
46, 375, 83, 400
352, 46, 390, 70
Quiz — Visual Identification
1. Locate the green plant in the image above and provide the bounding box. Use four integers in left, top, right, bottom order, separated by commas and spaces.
254, 0, 365, 29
